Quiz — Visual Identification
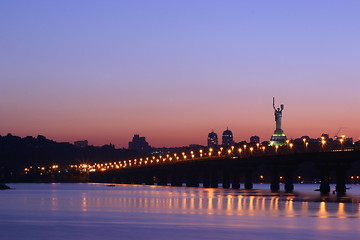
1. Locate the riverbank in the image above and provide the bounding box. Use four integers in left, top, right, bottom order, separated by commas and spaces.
0, 184, 10, 190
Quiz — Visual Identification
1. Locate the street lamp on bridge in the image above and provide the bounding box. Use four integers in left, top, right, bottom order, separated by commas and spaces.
339, 138, 344, 151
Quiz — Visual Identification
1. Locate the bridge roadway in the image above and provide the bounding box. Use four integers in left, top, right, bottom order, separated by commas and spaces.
90, 149, 360, 194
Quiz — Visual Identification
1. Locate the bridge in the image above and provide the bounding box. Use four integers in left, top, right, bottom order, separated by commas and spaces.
89, 144, 360, 194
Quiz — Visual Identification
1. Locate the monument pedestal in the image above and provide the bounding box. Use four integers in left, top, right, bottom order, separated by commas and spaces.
269, 129, 287, 146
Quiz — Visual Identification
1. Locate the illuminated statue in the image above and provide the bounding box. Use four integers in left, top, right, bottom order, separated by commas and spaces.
273, 97, 284, 130
270, 97, 287, 146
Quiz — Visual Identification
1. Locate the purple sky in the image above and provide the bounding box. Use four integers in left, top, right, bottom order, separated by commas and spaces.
1, 1, 360, 147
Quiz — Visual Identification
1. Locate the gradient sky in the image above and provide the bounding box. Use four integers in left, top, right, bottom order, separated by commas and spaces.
1, 1, 360, 147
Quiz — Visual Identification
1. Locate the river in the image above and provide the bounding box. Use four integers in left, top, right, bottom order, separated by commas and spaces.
1, 183, 360, 240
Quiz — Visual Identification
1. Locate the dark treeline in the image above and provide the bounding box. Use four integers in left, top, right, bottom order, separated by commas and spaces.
0, 134, 143, 182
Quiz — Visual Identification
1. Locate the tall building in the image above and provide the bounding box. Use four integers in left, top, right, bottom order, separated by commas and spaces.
128, 134, 151, 152
250, 136, 260, 144
207, 130, 218, 148
222, 128, 234, 146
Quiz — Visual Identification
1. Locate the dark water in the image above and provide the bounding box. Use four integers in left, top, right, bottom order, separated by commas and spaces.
1, 183, 360, 240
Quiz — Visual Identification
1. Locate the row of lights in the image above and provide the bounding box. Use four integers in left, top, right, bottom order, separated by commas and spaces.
259, 175, 302, 180
74, 144, 285, 172
24, 135, 348, 173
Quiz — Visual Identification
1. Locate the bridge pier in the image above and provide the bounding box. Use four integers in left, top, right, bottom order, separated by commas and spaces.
202, 171, 210, 188
231, 171, 240, 189
284, 168, 294, 193
210, 170, 218, 188
270, 169, 280, 192
117, 176, 125, 184
244, 168, 253, 190
335, 166, 346, 194
157, 173, 168, 186
144, 174, 154, 185
222, 169, 230, 189
319, 167, 330, 194
186, 171, 199, 187
133, 175, 143, 185
123, 175, 133, 184
171, 172, 183, 187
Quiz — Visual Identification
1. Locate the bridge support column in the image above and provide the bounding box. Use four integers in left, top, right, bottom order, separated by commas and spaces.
270, 169, 280, 192
157, 173, 168, 186
133, 174, 144, 185
244, 170, 253, 190
335, 166, 346, 194
319, 167, 330, 194
186, 171, 199, 187
222, 169, 230, 189
284, 169, 294, 193
118, 176, 125, 184
202, 171, 210, 188
144, 175, 154, 185
123, 175, 133, 184
171, 172, 182, 187
210, 170, 218, 188
231, 171, 240, 189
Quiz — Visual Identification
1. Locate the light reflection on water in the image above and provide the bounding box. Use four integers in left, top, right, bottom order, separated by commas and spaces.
1, 183, 360, 240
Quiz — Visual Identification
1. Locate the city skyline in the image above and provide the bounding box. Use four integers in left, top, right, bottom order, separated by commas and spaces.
1, 1, 360, 147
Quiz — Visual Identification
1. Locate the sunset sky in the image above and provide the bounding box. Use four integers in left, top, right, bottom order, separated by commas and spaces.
1, 1, 360, 147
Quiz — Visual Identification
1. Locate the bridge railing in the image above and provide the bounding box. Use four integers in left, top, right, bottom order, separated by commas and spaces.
71, 142, 359, 173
